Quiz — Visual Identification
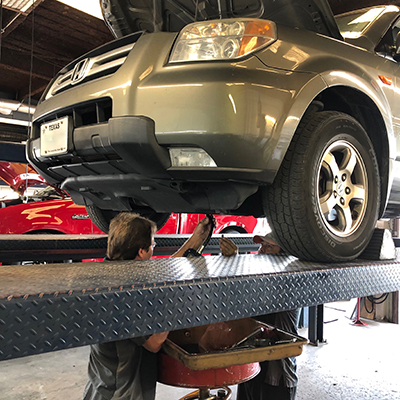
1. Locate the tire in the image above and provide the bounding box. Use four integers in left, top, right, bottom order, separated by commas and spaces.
264, 111, 380, 262
86, 204, 170, 234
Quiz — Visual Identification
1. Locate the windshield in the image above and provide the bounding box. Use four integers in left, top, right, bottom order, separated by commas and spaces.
335, 7, 385, 39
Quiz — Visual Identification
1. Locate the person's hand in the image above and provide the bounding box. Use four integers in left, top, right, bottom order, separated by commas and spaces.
172, 216, 215, 257
192, 216, 215, 242
219, 236, 238, 256
143, 331, 169, 353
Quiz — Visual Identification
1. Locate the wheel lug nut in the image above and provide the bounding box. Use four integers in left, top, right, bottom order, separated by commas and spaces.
334, 191, 337, 198
334, 176, 338, 183
340, 198, 345, 205
342, 174, 346, 181
345, 187, 351, 195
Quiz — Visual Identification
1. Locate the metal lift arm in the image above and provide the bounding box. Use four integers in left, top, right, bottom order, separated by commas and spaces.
0, 234, 259, 263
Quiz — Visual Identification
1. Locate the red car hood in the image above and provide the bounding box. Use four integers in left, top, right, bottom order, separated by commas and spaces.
0, 161, 46, 195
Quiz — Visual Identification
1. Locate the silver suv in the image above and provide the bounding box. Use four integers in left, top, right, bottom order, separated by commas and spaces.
27, 1, 400, 262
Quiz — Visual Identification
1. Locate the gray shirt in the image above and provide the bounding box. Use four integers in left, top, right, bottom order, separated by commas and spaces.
257, 309, 301, 388
83, 336, 157, 400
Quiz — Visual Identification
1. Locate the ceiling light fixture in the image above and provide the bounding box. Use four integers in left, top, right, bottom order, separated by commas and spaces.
2, 0, 35, 13
56, 0, 103, 19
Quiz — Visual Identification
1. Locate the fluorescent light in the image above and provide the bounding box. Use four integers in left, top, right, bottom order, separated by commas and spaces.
0, 99, 35, 114
0, 117, 30, 126
56, 0, 103, 19
3, 0, 103, 19
0, 107, 13, 116
2, 0, 34, 12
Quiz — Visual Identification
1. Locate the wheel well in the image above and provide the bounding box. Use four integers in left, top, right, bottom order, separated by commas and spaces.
24, 229, 65, 235
220, 226, 247, 234
308, 86, 390, 217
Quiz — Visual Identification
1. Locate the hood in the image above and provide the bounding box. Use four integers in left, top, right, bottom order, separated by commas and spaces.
0, 161, 65, 197
0, 162, 45, 195
101, 0, 342, 41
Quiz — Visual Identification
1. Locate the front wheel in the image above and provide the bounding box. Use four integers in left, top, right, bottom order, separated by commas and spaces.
264, 111, 380, 262
86, 204, 170, 234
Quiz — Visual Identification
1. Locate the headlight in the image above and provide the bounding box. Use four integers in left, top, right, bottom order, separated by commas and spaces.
169, 19, 277, 63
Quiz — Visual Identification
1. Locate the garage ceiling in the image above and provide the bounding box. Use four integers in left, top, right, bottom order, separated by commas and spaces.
1, 0, 400, 105
0, 0, 112, 104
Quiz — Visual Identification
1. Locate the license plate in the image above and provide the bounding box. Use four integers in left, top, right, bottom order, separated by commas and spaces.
40, 116, 69, 156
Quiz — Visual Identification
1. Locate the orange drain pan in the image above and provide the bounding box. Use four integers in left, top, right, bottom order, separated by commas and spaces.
158, 353, 260, 388
159, 318, 307, 371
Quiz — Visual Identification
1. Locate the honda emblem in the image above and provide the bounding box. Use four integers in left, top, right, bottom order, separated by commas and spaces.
71, 58, 90, 84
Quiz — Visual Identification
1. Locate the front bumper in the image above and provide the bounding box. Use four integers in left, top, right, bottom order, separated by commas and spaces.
27, 115, 260, 213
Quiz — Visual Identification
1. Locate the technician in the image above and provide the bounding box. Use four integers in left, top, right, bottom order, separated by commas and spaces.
220, 234, 300, 400
83, 213, 214, 400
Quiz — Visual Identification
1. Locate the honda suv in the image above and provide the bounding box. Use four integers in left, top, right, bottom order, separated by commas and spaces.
27, 1, 400, 261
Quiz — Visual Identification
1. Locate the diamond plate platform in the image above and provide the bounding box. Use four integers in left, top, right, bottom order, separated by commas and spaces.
1, 249, 400, 361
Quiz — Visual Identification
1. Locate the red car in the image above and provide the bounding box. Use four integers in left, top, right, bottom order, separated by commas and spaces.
0, 162, 265, 236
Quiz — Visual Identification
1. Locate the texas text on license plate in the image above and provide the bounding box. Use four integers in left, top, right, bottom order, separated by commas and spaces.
40, 116, 69, 156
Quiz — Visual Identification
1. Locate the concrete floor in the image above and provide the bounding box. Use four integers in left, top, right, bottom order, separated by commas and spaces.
1, 300, 399, 400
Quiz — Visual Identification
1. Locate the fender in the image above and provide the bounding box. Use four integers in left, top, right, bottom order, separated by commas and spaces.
267, 67, 394, 213
320, 69, 395, 159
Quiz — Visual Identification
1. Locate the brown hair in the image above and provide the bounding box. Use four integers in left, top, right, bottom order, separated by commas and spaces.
106, 213, 157, 260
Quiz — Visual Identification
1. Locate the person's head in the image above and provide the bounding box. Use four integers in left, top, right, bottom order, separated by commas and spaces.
107, 212, 157, 261
253, 233, 282, 255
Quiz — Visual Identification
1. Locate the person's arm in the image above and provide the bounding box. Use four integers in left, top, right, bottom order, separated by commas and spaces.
219, 236, 238, 256
143, 219, 214, 351
171, 216, 214, 258
142, 331, 169, 353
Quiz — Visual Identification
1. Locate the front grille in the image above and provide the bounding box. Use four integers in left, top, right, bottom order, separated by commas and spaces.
32, 99, 117, 167
44, 32, 141, 99
32, 99, 126, 176
34, 98, 112, 135
47, 44, 134, 97
72, 100, 113, 128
